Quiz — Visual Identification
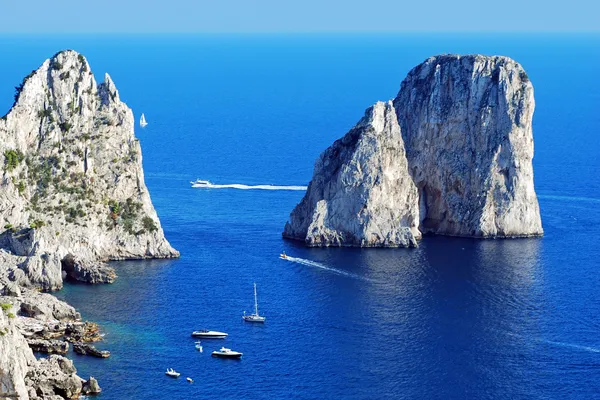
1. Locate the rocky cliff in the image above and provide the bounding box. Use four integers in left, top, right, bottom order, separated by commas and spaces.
0, 50, 178, 291
283, 101, 421, 247
0, 50, 178, 398
284, 54, 543, 246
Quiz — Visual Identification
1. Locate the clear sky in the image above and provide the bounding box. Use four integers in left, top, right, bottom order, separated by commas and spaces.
1, 0, 598, 33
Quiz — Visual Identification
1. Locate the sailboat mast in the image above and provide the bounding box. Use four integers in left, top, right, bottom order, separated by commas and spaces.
254, 283, 259, 316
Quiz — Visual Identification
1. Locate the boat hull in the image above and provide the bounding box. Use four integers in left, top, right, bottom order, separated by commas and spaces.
243, 315, 266, 323
191, 331, 228, 339
212, 352, 242, 359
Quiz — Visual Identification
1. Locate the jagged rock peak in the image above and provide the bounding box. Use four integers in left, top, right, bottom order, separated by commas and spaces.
283, 101, 420, 247
284, 54, 542, 247
0, 49, 179, 291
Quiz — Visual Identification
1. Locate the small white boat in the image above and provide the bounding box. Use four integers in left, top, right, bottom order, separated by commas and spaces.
243, 283, 265, 323
186, 377, 194, 383
195, 341, 203, 352
190, 179, 211, 187
140, 113, 148, 127
191, 330, 228, 339
279, 251, 288, 260
165, 368, 180, 378
212, 347, 242, 358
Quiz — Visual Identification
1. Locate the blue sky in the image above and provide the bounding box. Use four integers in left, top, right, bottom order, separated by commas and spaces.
1, 0, 598, 33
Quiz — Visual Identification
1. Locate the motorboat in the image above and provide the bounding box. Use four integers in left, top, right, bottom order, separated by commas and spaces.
140, 113, 148, 127
212, 347, 242, 358
186, 377, 194, 383
243, 283, 266, 323
195, 341, 203, 352
191, 179, 211, 187
191, 330, 228, 339
165, 368, 180, 378
279, 251, 288, 260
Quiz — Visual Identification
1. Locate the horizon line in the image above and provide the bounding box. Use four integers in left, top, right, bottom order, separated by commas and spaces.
0, 30, 599, 35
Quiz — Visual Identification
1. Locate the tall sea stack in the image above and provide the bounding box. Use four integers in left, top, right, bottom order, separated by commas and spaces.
284, 54, 543, 247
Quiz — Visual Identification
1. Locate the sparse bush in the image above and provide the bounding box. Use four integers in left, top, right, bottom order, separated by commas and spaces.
142, 216, 158, 233
0, 303, 12, 312
4, 149, 24, 171
59, 122, 72, 133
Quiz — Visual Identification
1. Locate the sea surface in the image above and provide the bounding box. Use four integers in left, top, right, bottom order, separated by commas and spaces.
1, 34, 600, 399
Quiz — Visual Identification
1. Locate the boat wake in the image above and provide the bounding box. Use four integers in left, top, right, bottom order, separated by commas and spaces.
192, 183, 307, 191
534, 338, 600, 353
281, 256, 370, 281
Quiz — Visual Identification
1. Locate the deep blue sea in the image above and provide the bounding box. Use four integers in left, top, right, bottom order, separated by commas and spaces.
1, 34, 600, 399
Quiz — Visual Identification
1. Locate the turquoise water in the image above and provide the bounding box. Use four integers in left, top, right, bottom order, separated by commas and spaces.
1, 34, 600, 399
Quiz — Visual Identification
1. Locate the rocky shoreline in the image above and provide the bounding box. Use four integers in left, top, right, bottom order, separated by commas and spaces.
0, 50, 178, 399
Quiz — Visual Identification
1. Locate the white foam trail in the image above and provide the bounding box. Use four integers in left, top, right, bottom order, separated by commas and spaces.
281, 256, 370, 281
192, 183, 307, 191
504, 330, 600, 354
535, 338, 600, 353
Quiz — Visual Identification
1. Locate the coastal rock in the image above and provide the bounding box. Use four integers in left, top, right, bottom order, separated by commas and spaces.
283, 101, 420, 247
73, 343, 110, 358
25, 355, 83, 399
82, 377, 101, 395
64, 321, 103, 343
26, 339, 69, 355
0, 49, 179, 291
0, 303, 35, 400
18, 289, 81, 321
61, 254, 116, 284
394, 55, 543, 237
285, 54, 543, 246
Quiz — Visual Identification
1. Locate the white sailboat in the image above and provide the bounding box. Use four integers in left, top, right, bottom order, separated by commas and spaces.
140, 113, 148, 127
243, 283, 265, 323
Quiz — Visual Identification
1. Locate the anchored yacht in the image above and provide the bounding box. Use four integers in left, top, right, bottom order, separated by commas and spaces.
212, 347, 242, 358
191, 330, 228, 339
243, 283, 266, 323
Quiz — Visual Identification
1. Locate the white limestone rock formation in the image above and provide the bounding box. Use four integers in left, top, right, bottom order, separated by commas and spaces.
284, 54, 543, 247
0, 50, 179, 290
283, 101, 420, 247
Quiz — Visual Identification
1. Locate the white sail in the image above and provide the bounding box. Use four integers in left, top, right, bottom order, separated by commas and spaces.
140, 113, 148, 127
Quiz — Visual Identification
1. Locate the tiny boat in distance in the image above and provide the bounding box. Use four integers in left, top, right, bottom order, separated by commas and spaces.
186, 377, 194, 383
140, 113, 148, 127
165, 368, 180, 378
212, 347, 242, 359
243, 283, 265, 323
191, 330, 228, 339
195, 341, 203, 352
191, 179, 211, 187
279, 251, 288, 260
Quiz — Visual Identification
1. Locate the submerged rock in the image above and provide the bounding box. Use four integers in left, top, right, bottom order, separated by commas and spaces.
285, 54, 543, 247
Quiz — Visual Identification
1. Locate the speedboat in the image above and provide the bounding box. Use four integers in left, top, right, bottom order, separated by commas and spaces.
165, 368, 180, 378
212, 347, 242, 358
279, 252, 288, 259
191, 179, 211, 187
186, 377, 194, 383
195, 341, 203, 352
191, 330, 228, 339
243, 283, 266, 323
